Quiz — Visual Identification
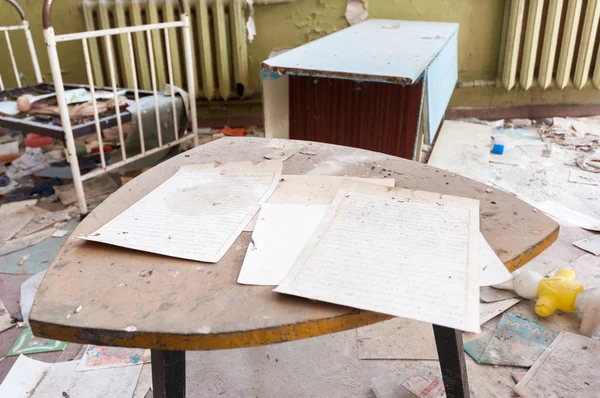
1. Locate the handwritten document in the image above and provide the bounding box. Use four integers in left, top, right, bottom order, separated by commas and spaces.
243, 176, 394, 231
275, 180, 481, 333
238, 204, 329, 285
81, 161, 282, 263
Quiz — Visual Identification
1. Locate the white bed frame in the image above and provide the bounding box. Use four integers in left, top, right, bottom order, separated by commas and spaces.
42, 0, 198, 213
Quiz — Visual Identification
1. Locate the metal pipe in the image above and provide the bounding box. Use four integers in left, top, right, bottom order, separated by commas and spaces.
4, 31, 21, 88
103, 35, 127, 161
146, 29, 163, 147
5, 0, 26, 21
164, 28, 179, 140
182, 13, 198, 146
81, 134, 196, 181
24, 26, 43, 83
82, 38, 107, 170
127, 32, 146, 154
44, 27, 87, 213
54, 21, 185, 43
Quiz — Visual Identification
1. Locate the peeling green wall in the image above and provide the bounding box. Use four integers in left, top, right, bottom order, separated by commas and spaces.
1, 0, 599, 111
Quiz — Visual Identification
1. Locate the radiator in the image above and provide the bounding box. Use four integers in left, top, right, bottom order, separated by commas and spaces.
82, 0, 249, 100
498, 0, 600, 90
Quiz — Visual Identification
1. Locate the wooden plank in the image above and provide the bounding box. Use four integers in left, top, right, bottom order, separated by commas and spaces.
427, 120, 491, 184
263, 19, 458, 84
29, 138, 558, 351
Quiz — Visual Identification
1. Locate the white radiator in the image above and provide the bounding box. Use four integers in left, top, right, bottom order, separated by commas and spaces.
499, 0, 600, 90
82, 0, 250, 100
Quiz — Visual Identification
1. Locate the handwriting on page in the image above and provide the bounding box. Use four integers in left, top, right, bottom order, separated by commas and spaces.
277, 190, 479, 332
83, 170, 278, 263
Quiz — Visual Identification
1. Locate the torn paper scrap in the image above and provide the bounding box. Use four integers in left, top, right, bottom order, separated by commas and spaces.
77, 345, 151, 371
515, 332, 600, 398
81, 161, 282, 263
466, 313, 558, 367
569, 169, 600, 185
238, 204, 329, 286
480, 286, 518, 303
20, 270, 46, 325
7, 328, 66, 356
275, 180, 481, 333
134, 364, 153, 398
345, 0, 368, 26
401, 375, 445, 398
479, 233, 511, 286
573, 234, 600, 256
0, 355, 142, 398
372, 371, 430, 398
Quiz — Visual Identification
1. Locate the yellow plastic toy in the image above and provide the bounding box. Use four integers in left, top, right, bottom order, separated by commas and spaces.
512, 268, 584, 317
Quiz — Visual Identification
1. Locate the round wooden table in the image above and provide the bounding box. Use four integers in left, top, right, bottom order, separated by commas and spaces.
30, 137, 558, 397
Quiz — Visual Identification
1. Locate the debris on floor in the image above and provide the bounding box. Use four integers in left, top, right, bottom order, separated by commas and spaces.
572, 235, 600, 256
0, 355, 142, 398
77, 345, 151, 371
371, 371, 430, 398
7, 328, 66, 356
514, 332, 600, 397
464, 313, 559, 367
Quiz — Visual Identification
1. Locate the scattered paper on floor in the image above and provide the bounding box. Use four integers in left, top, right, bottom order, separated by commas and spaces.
20, 270, 46, 325
479, 298, 520, 325
275, 180, 481, 333
133, 364, 153, 398
0, 199, 39, 242
515, 332, 600, 398
372, 371, 429, 398
7, 328, 66, 356
479, 286, 518, 303
77, 345, 151, 371
0, 355, 142, 398
464, 313, 558, 367
534, 201, 600, 231
238, 204, 329, 285
0, 299, 14, 333
573, 235, 600, 256
81, 161, 282, 263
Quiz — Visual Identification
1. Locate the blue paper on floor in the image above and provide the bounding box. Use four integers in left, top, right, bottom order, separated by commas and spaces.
0, 220, 79, 274
464, 313, 559, 367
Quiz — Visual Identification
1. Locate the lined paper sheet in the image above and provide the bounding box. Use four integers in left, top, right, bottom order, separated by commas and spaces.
81, 161, 282, 263
243, 176, 394, 231
275, 180, 480, 333
238, 204, 329, 285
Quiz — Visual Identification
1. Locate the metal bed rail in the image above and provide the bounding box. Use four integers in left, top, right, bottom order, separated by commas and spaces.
0, 0, 43, 90
42, 0, 198, 213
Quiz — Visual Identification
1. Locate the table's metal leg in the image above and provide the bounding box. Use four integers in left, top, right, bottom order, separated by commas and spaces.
151, 349, 186, 398
432, 325, 470, 398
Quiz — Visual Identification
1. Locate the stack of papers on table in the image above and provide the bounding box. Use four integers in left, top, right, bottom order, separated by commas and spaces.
82, 160, 512, 333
